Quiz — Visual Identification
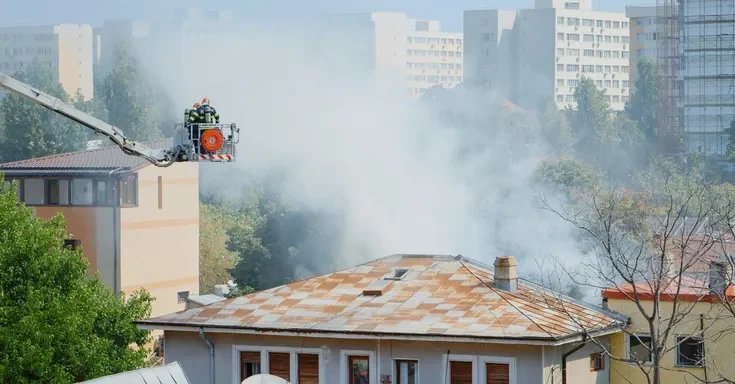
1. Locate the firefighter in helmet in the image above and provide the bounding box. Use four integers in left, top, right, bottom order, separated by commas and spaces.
198, 97, 220, 124
188, 102, 202, 124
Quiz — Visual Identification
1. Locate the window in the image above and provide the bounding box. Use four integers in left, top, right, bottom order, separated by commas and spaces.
96, 180, 110, 205
628, 335, 652, 363
120, 174, 138, 206
622, 51, 630, 59
605, 35, 611, 43
605, 80, 611, 88
566, 48, 579, 57
485, 363, 510, 384
677, 336, 704, 367
557, 79, 565, 87
557, 33, 564, 41
395, 360, 417, 384
349, 356, 370, 384
595, 65, 603, 72
623, 21, 629, 28
240, 351, 262, 381
270, 352, 291, 381
613, 80, 620, 88
583, 34, 594, 42
566, 64, 579, 72
613, 21, 620, 28
583, 19, 594, 27
596, 20, 603, 28
23, 178, 45, 205
596, 50, 603, 58
568, 79, 579, 88
596, 35, 603, 43
63, 239, 81, 250
605, 65, 612, 73
596, 80, 603, 87
622, 36, 630, 44
567, 18, 580, 26
298, 353, 319, 384
557, 64, 564, 72
590, 353, 604, 371
613, 51, 620, 58
177, 290, 189, 303
582, 65, 594, 73
567, 33, 579, 41
583, 49, 594, 57
622, 66, 630, 73
556, 95, 564, 102
613, 36, 620, 43
604, 50, 612, 58
450, 361, 472, 384
565, 2, 580, 9
72, 178, 94, 205
612, 95, 620, 103
557, 16, 565, 25
605, 20, 612, 28
613, 65, 620, 73
557, 48, 565, 56
623, 80, 630, 88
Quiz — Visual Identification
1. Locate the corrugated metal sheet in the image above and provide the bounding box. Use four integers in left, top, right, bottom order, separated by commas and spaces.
0, 139, 172, 176
140, 255, 625, 341
187, 294, 227, 306
78, 362, 191, 384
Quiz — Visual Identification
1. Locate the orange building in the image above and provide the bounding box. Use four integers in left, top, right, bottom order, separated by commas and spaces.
0, 140, 199, 318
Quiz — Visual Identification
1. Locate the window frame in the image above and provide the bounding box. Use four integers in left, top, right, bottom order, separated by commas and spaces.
120, 173, 138, 207
341, 349, 376, 384
627, 334, 654, 366
676, 336, 705, 367
479, 356, 515, 384
590, 352, 605, 371
442, 354, 477, 384
231, 345, 326, 384
393, 358, 419, 384
15, 176, 119, 207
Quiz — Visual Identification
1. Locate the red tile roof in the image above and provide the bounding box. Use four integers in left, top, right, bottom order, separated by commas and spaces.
139, 255, 626, 343
0, 139, 171, 176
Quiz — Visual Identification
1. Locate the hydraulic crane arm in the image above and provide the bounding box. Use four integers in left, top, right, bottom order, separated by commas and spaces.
0, 72, 177, 167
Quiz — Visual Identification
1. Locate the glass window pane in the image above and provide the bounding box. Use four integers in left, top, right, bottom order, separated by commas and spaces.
23, 178, 45, 204
72, 179, 94, 205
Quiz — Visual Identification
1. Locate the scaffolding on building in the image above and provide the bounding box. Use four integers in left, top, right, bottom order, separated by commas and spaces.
658, 0, 735, 159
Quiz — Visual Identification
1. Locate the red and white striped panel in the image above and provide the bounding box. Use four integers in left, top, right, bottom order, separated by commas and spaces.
199, 154, 232, 161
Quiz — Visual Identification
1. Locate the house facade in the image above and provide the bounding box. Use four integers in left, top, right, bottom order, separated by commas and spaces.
138, 254, 627, 384
0, 140, 200, 318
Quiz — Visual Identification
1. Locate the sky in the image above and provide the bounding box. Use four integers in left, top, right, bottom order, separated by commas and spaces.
3, 0, 656, 31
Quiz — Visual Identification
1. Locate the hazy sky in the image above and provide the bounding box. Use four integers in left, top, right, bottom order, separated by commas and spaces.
3, 0, 655, 31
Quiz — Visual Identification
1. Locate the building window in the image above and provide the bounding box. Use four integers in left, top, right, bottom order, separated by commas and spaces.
566, 64, 579, 72
63, 239, 81, 250
557, 48, 565, 56
584, 49, 594, 57
605, 35, 612, 43
596, 80, 603, 87
613, 95, 620, 103
614, 36, 620, 43
270, 352, 291, 381
590, 353, 604, 371
395, 360, 417, 384
613, 21, 620, 28
96, 180, 110, 205
613, 65, 620, 73
557, 33, 564, 41
583, 34, 594, 42
628, 335, 652, 364
556, 95, 564, 102
485, 363, 510, 384
613, 80, 620, 88
557, 16, 565, 25
583, 19, 594, 27
23, 178, 45, 205
595, 65, 603, 72
568, 79, 579, 88
298, 353, 319, 384
623, 80, 630, 88
596, 20, 603, 27
72, 178, 94, 205
349, 356, 370, 384
605, 20, 612, 28
566, 34, 580, 42
47, 179, 70, 205
677, 336, 704, 367
177, 290, 189, 304
557, 64, 564, 72
567, 17, 580, 26
622, 36, 630, 44
120, 174, 138, 206
240, 351, 262, 381
622, 51, 630, 59
557, 79, 565, 87
622, 66, 630, 73
450, 361, 472, 384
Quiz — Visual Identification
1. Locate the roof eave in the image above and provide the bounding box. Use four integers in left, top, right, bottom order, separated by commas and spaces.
136, 321, 626, 347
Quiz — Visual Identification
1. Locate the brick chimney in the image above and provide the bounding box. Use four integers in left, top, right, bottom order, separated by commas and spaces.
494, 256, 518, 292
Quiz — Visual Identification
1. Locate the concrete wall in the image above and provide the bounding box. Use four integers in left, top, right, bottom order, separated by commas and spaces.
626, 6, 658, 86
120, 162, 199, 318
161, 330, 611, 384
55, 24, 94, 100
607, 298, 735, 384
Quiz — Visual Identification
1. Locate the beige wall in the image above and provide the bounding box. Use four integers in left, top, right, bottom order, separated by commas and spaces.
120, 162, 199, 318
607, 298, 735, 384
159, 330, 610, 384
55, 24, 94, 100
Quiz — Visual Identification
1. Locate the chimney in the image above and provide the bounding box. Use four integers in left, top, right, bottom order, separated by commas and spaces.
708, 256, 731, 295
213, 284, 230, 297
494, 256, 518, 292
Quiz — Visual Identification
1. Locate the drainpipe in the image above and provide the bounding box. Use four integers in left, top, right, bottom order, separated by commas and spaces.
199, 327, 215, 384
561, 335, 587, 384
700, 314, 709, 382
108, 167, 123, 297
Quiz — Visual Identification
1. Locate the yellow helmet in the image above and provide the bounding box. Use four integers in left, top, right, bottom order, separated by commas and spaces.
193, 102, 201, 109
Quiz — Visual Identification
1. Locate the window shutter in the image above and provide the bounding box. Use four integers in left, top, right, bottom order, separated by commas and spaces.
269, 352, 291, 381
298, 354, 319, 384
450, 361, 473, 384
486, 363, 510, 384
241, 351, 261, 381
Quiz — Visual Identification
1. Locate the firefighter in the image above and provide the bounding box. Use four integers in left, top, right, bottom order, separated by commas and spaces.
188, 102, 202, 124
199, 97, 220, 124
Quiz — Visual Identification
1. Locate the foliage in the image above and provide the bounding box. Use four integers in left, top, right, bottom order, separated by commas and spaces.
726, 120, 735, 162
226, 188, 340, 292
536, 96, 573, 153
534, 154, 601, 194
0, 59, 88, 162
625, 59, 658, 141
0, 175, 153, 383
199, 202, 243, 294
100, 42, 162, 141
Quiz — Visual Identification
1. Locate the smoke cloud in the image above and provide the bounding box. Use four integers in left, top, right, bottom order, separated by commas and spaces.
135, 17, 588, 284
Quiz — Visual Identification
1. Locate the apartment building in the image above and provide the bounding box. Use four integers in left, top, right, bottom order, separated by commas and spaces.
320, 12, 463, 97
0, 140, 200, 319
405, 19, 464, 97
0, 24, 94, 99
465, 0, 631, 111
93, 19, 151, 78
626, 6, 658, 86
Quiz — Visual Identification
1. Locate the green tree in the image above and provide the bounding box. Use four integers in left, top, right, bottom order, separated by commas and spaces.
570, 77, 612, 159
0, 59, 87, 162
536, 96, 573, 153
0, 176, 154, 383
199, 202, 243, 294
625, 59, 657, 140
100, 43, 162, 141
726, 120, 735, 161
534, 154, 601, 194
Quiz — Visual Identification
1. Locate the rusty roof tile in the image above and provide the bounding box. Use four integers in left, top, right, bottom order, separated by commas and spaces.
141, 255, 625, 341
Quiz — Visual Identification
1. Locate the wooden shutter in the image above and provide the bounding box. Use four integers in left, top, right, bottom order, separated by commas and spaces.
486, 363, 509, 384
269, 352, 291, 381
241, 351, 261, 381
298, 354, 319, 384
450, 361, 472, 384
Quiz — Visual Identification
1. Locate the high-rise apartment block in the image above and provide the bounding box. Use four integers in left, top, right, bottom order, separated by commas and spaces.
405, 18, 464, 97
626, 6, 658, 86
465, 0, 631, 111
0, 24, 94, 100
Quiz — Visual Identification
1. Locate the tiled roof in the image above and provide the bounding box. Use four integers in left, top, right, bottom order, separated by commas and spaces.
139, 255, 626, 342
0, 139, 171, 176
79, 362, 191, 384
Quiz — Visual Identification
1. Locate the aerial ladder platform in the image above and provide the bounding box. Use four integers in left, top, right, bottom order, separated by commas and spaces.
0, 72, 239, 167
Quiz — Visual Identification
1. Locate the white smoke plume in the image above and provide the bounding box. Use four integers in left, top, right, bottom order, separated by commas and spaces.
135, 17, 588, 284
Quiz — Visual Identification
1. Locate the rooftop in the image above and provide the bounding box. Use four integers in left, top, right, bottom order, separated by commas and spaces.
138, 254, 626, 344
0, 138, 171, 177
79, 362, 191, 384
